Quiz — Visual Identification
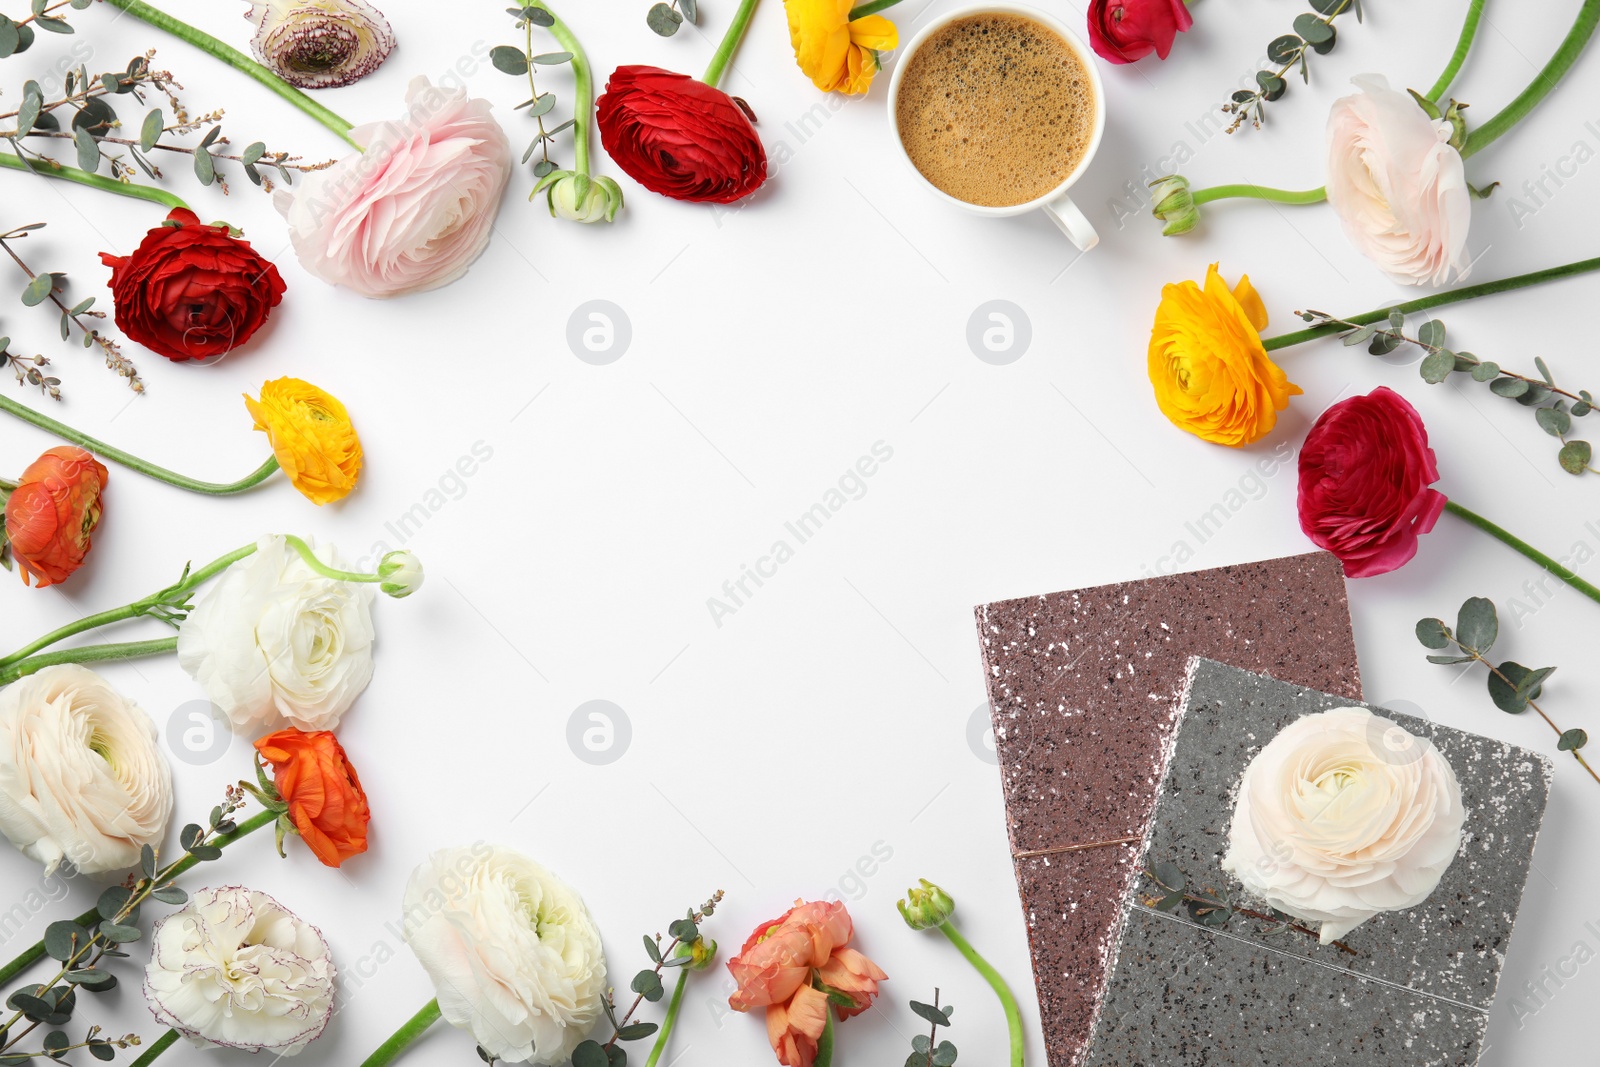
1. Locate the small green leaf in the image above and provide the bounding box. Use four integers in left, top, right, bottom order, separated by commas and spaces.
1518, 383, 1554, 407
1490, 376, 1530, 398
667, 917, 699, 942
910, 1000, 950, 1027
1535, 356, 1555, 385
615, 1022, 658, 1041
1488, 662, 1554, 714
1419, 348, 1456, 384
531, 51, 573, 64
1559, 728, 1588, 752
1266, 34, 1302, 64
642, 935, 661, 962
679, 0, 698, 21
1151, 862, 1185, 892
42, 921, 86, 962
73, 126, 98, 172
21, 273, 53, 307
193, 148, 215, 186
241, 141, 265, 165
490, 45, 529, 75
1417, 319, 1445, 348
1415, 618, 1451, 649
530, 93, 556, 117
1368, 330, 1402, 356
1471, 361, 1500, 382
150, 884, 187, 905
1388, 307, 1406, 328
647, 2, 683, 35
1255, 71, 1286, 101
97, 922, 141, 944
97, 886, 132, 920
1559, 440, 1593, 474
630, 970, 663, 1002
571, 1041, 609, 1067
1341, 324, 1376, 347
0, 17, 19, 59
1294, 13, 1334, 44
1537, 406, 1572, 437
932, 1040, 959, 1067
89, 1042, 115, 1061
1454, 597, 1497, 654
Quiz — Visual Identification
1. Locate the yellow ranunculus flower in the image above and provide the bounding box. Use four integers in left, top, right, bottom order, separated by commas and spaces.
1148, 264, 1302, 447
244, 378, 362, 505
784, 0, 898, 96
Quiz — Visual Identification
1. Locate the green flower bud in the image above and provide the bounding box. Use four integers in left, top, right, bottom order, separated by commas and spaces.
536, 171, 625, 224
898, 878, 955, 931
377, 550, 424, 598
676, 936, 719, 971
1149, 174, 1200, 237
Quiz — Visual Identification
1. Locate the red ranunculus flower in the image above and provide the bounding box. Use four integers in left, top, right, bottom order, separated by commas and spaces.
100, 208, 287, 363
254, 728, 370, 868
1087, 0, 1193, 64
3, 446, 109, 588
1298, 386, 1447, 578
597, 65, 767, 204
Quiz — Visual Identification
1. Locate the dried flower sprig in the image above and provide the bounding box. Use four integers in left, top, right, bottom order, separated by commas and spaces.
0, 54, 331, 195
0, 0, 95, 57
646, 0, 697, 37
1297, 307, 1596, 476
562, 891, 723, 1067
2, 343, 56, 400
1417, 596, 1598, 785
1222, 0, 1363, 134
0, 223, 141, 393
1142, 863, 1359, 955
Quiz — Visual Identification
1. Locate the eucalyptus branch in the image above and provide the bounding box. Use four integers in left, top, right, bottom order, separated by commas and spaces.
1298, 308, 1598, 476
1143, 865, 1359, 955
1223, 0, 1361, 134
1417, 597, 1599, 785
2, 344, 56, 400
0, 223, 140, 392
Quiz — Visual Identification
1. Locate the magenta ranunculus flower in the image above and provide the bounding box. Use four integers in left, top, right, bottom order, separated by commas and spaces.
1087, 0, 1193, 64
1298, 386, 1447, 578
274, 76, 512, 299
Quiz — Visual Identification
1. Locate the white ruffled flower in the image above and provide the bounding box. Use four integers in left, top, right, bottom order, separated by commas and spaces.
402, 845, 607, 1064
0, 665, 172, 876
177, 535, 376, 734
245, 0, 396, 89
1221, 707, 1464, 944
1325, 74, 1472, 286
145, 885, 336, 1054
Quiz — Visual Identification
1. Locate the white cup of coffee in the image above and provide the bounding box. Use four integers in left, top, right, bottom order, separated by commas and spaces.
887, 3, 1106, 250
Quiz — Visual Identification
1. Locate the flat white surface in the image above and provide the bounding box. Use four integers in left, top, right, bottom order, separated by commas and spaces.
1, 1, 1598, 1064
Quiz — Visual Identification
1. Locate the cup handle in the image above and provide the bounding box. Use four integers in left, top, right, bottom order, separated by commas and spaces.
1041, 193, 1098, 251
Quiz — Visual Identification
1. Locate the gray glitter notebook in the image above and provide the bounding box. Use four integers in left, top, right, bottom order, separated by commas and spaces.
1081, 659, 1553, 1066
974, 552, 1363, 1067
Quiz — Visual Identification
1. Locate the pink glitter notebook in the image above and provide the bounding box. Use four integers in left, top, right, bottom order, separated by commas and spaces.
973, 552, 1362, 1067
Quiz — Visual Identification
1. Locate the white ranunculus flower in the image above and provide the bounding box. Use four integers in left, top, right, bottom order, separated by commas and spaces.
1325, 74, 1472, 286
177, 535, 375, 733
0, 665, 172, 876
145, 885, 336, 1054
402, 845, 607, 1064
1220, 707, 1464, 944
245, 0, 396, 89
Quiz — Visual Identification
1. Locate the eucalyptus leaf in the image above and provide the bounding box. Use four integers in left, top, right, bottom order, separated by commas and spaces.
1341, 323, 1376, 346
73, 126, 97, 172
1537, 407, 1572, 437
1471, 360, 1500, 382
647, 1, 683, 34
530, 93, 556, 117
1559, 440, 1593, 474
1266, 34, 1302, 64
140, 108, 162, 151
1294, 13, 1334, 44
1419, 348, 1455, 384
1414, 618, 1451, 649
21, 272, 53, 307
679, 0, 698, 22
193, 148, 214, 186
1559, 728, 1588, 752
1488, 662, 1554, 714
1417, 319, 1445, 348
1454, 597, 1497, 654
490, 45, 529, 75
1490, 377, 1529, 399
531, 51, 573, 64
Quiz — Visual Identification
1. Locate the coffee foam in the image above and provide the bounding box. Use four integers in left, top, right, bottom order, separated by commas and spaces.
895, 14, 1096, 208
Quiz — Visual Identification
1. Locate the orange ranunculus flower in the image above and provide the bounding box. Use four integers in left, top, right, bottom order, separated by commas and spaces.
244, 377, 362, 505
254, 728, 370, 867
1148, 263, 1302, 447
3, 446, 108, 588
784, 0, 898, 95
728, 899, 886, 1067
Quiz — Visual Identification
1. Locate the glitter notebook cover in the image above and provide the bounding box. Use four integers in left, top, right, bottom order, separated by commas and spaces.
973, 552, 1362, 1067
1080, 659, 1552, 1066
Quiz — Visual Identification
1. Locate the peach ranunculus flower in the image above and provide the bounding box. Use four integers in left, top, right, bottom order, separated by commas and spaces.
275, 76, 512, 299
784, 0, 898, 95
1325, 75, 1471, 286
3, 446, 109, 588
253, 728, 371, 868
245, 377, 362, 505
1147, 263, 1302, 447
728, 899, 886, 1067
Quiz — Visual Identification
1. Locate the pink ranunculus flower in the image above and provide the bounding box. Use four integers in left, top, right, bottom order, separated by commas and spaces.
275, 75, 512, 299
1325, 75, 1471, 287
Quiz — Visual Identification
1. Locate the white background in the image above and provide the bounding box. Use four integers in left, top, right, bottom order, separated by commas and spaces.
2, 0, 1598, 1063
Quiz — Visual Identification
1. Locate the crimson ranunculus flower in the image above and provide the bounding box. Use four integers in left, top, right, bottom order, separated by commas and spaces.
597, 65, 767, 204
3, 446, 109, 588
1087, 0, 1193, 64
1298, 386, 1446, 578
100, 208, 287, 363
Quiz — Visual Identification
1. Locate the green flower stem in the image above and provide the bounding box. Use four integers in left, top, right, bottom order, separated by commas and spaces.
126, 1029, 178, 1067
1464, 0, 1600, 158
936, 920, 1023, 1067
530, 1, 592, 179
0, 153, 189, 209
100, 0, 360, 149
702, 0, 761, 89
1445, 500, 1600, 607
1262, 256, 1600, 351
815, 1007, 836, 1067
1190, 183, 1327, 206
1427, 0, 1486, 101
0, 543, 256, 669
283, 534, 381, 584
0, 810, 273, 990
359, 999, 443, 1067
847, 0, 903, 18
643, 969, 689, 1067
0, 637, 178, 685
0, 395, 280, 496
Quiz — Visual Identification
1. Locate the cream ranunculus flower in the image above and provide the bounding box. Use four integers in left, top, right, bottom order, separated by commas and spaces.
0, 665, 173, 876
177, 535, 376, 734
401, 845, 607, 1064
1325, 74, 1472, 286
145, 885, 336, 1054
246, 0, 396, 89
1220, 707, 1464, 944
